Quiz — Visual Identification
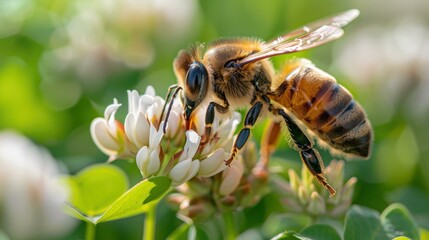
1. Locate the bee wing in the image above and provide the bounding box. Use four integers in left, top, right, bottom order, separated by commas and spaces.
238, 9, 359, 66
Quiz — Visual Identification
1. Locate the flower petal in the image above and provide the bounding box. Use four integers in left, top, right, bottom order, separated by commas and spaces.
147, 96, 165, 121
216, 112, 241, 143
169, 158, 192, 184
139, 95, 155, 112
198, 148, 228, 177
146, 148, 161, 177
136, 146, 149, 173
105, 99, 122, 134
148, 122, 164, 149
179, 130, 201, 161
166, 111, 180, 137
183, 160, 200, 182
90, 118, 120, 155
134, 112, 150, 147
144, 85, 156, 96
191, 108, 206, 136
169, 159, 200, 186
124, 113, 137, 144
104, 98, 121, 120
127, 90, 140, 114
219, 158, 244, 196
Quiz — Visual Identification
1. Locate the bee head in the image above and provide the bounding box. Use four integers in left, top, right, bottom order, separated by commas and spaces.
184, 61, 209, 120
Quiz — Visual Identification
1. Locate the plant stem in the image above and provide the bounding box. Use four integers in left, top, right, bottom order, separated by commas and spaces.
85, 222, 96, 240
223, 211, 237, 240
144, 204, 157, 240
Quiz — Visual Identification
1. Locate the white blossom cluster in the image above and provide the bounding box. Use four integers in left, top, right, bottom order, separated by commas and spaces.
91, 86, 244, 191
0, 131, 75, 239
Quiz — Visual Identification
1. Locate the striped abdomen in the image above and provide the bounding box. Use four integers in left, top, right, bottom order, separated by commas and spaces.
272, 59, 372, 158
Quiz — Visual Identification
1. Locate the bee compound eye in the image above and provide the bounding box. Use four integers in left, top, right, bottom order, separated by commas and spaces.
185, 62, 208, 97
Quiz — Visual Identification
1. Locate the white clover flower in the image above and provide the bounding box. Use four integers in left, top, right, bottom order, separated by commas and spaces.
90, 98, 136, 161
124, 87, 165, 148
169, 131, 201, 186
91, 86, 246, 193
0, 131, 75, 240
187, 108, 241, 178
136, 122, 165, 178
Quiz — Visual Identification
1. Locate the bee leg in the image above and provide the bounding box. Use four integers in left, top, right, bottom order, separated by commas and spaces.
252, 120, 281, 178
277, 109, 336, 196
161, 84, 182, 133
225, 101, 263, 166
260, 121, 282, 167
201, 102, 228, 144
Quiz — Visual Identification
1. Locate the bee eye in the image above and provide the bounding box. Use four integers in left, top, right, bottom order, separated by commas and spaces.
186, 62, 207, 95
224, 60, 240, 69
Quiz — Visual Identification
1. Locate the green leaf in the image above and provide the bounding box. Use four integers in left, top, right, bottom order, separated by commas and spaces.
64, 164, 129, 216
344, 205, 389, 240
96, 176, 171, 223
381, 203, 420, 240
64, 204, 93, 223
64, 164, 171, 223
387, 187, 429, 229
271, 231, 300, 240
167, 224, 196, 240
296, 224, 341, 240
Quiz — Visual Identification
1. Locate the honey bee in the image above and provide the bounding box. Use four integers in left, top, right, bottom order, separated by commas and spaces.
162, 9, 372, 196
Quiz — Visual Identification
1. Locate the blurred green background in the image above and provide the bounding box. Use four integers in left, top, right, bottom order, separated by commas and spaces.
1, 0, 429, 239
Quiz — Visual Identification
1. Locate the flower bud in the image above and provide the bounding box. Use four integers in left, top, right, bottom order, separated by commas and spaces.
219, 158, 244, 196
219, 195, 237, 209
241, 139, 258, 171
178, 198, 215, 222
288, 169, 301, 194
90, 99, 136, 160
298, 186, 309, 205
136, 146, 161, 178
307, 192, 326, 215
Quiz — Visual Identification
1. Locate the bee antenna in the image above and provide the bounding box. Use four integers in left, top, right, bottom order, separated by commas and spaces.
161, 85, 183, 134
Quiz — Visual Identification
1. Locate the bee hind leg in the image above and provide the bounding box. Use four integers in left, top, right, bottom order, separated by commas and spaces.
277, 109, 336, 196
225, 101, 263, 166
262, 95, 336, 196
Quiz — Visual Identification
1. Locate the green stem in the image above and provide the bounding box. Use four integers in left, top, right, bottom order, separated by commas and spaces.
144, 204, 157, 240
85, 222, 96, 240
223, 211, 237, 240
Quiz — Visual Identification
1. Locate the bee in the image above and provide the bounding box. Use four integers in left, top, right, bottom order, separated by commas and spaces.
162, 9, 372, 196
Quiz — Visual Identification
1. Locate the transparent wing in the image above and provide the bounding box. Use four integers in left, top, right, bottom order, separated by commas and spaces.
238, 9, 359, 66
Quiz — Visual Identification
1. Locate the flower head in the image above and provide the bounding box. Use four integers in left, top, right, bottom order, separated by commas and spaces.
167, 138, 270, 222
274, 160, 357, 218
91, 86, 271, 222
90, 86, 242, 187
0, 131, 75, 239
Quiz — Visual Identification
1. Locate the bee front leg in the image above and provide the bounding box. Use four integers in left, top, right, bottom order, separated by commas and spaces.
277, 109, 336, 196
201, 102, 228, 144
161, 84, 182, 133
225, 101, 263, 166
